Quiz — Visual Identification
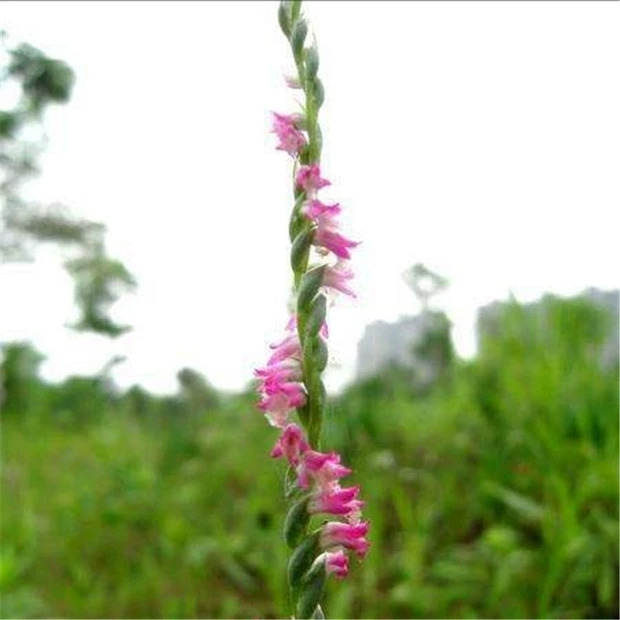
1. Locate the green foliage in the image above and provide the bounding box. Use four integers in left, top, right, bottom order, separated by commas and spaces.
5, 42, 74, 113
0, 34, 135, 337
0, 343, 47, 419
65, 240, 137, 337
1, 295, 618, 618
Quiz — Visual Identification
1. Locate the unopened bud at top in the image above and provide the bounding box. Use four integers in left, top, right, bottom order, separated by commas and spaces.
305, 46, 319, 81
278, 1, 292, 38
291, 19, 308, 63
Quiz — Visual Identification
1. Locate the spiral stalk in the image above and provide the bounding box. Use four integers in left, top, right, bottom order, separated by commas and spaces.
256, 2, 369, 617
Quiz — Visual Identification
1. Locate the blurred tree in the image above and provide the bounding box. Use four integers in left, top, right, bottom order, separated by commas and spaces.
0, 32, 136, 336
402, 263, 454, 386
0, 342, 47, 416
412, 310, 454, 380
65, 239, 135, 337
177, 367, 221, 412
402, 262, 449, 313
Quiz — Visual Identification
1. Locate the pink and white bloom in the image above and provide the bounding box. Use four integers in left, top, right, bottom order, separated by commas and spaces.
258, 381, 306, 427
255, 358, 302, 392
310, 549, 350, 580
314, 228, 359, 260
256, 316, 307, 427
301, 199, 342, 222
302, 199, 359, 259
323, 550, 349, 579
270, 423, 309, 465
322, 260, 356, 298
272, 112, 306, 157
268, 332, 302, 365
295, 164, 331, 196
320, 521, 370, 559
308, 484, 364, 518
297, 449, 352, 490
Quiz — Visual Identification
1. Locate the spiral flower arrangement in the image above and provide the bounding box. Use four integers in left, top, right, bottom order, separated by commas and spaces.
255, 2, 369, 618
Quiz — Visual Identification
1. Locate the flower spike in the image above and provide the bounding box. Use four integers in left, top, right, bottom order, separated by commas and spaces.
256, 2, 368, 617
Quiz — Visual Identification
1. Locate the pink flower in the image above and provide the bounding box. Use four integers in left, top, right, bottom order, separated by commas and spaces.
270, 423, 309, 465
257, 391, 291, 427
323, 550, 349, 579
301, 199, 342, 222
295, 164, 331, 195
302, 199, 359, 259
255, 315, 307, 426
315, 229, 359, 260
258, 382, 306, 427
320, 521, 370, 559
272, 112, 306, 157
255, 358, 302, 391
297, 450, 352, 490
308, 485, 364, 518
262, 380, 306, 405
322, 260, 356, 298
268, 332, 301, 365
285, 314, 297, 332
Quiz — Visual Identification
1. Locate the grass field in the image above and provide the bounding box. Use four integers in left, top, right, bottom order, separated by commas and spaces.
1, 296, 618, 618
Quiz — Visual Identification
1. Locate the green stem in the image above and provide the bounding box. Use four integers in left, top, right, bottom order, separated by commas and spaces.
281, 4, 328, 617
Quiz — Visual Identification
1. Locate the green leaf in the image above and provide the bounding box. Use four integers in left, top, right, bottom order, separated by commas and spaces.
312, 333, 328, 372
297, 266, 325, 314
295, 561, 327, 619
288, 532, 320, 589
483, 482, 546, 523
284, 465, 301, 498
284, 496, 311, 548
291, 0, 303, 23
313, 79, 325, 109
291, 229, 314, 274
305, 294, 326, 339
289, 194, 307, 241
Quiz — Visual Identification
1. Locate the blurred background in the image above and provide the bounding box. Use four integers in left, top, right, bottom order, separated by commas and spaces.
1, 2, 619, 619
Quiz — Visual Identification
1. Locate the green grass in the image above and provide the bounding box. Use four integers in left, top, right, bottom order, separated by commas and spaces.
1, 295, 618, 618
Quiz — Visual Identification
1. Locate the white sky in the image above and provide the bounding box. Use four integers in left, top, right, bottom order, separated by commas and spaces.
1, 1, 619, 395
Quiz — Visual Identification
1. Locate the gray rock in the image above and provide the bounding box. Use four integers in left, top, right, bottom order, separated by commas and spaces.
355, 311, 451, 387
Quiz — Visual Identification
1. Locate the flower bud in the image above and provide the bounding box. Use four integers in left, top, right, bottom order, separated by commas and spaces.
278, 1, 292, 38
289, 202, 304, 241
305, 46, 319, 81
312, 336, 328, 372
305, 294, 326, 339
291, 19, 308, 63
297, 266, 326, 314
313, 78, 325, 109
315, 124, 323, 159
291, 229, 314, 273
